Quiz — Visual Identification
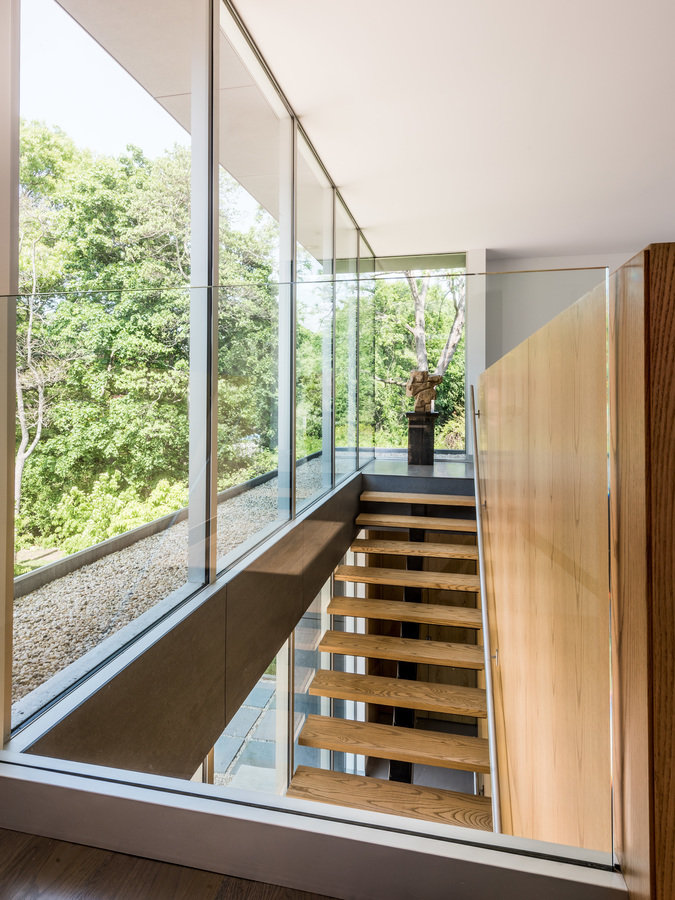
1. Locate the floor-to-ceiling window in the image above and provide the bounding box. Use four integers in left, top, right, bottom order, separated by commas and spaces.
14, 0, 195, 724
357, 235, 376, 461
334, 197, 358, 481
294, 134, 334, 512
216, 5, 293, 571
10, 0, 372, 729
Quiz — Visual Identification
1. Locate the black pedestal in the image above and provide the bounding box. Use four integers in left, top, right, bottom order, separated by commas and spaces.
406, 412, 438, 465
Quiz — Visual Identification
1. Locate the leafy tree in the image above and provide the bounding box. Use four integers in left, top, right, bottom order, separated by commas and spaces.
14, 121, 467, 569
372, 271, 465, 449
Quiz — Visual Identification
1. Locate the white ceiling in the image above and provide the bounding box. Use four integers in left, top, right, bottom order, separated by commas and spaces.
234, 0, 675, 259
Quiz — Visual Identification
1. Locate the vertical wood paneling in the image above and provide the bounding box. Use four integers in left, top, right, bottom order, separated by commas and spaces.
609, 244, 675, 900
646, 244, 675, 900
479, 281, 611, 851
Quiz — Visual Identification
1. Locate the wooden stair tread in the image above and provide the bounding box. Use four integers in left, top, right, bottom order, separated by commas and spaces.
287, 766, 492, 830
335, 564, 480, 593
327, 596, 482, 629
309, 670, 487, 717
351, 538, 478, 560
298, 715, 490, 773
360, 491, 475, 507
319, 631, 484, 669
356, 513, 477, 533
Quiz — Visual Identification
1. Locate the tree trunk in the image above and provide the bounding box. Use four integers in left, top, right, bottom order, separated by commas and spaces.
434, 293, 466, 377
405, 272, 429, 371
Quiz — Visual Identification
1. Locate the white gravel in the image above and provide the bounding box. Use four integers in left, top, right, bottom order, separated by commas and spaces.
12, 459, 325, 704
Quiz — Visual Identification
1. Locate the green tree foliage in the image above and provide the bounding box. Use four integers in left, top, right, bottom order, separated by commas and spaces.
15, 122, 466, 569
16, 122, 278, 558
371, 274, 465, 449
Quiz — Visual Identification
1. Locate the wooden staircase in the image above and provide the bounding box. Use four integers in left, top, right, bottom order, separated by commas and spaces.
287, 487, 493, 831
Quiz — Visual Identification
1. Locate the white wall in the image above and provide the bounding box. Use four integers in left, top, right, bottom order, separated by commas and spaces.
484, 251, 635, 367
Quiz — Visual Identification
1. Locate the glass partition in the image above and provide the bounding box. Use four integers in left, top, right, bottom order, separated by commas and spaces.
295, 136, 334, 511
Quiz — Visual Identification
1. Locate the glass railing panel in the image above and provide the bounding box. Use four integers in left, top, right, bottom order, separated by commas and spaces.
476, 266, 611, 852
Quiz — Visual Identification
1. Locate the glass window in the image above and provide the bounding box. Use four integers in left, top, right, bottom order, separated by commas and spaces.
216, 7, 293, 570
335, 198, 358, 480
295, 136, 333, 511
358, 236, 375, 461
14, 0, 195, 725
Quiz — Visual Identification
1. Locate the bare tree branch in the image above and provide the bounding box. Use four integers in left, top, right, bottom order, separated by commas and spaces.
434, 288, 466, 377
376, 374, 407, 388
405, 271, 428, 370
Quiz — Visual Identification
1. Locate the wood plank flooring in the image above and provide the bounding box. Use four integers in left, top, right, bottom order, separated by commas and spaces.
0, 828, 334, 899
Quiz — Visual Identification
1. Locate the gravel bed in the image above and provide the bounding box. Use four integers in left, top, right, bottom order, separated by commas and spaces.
12, 459, 326, 704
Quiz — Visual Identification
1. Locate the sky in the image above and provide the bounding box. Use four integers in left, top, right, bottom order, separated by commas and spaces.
20, 0, 189, 158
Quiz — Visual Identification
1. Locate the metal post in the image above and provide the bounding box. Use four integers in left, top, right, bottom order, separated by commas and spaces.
470, 384, 501, 832
0, 0, 19, 742
277, 117, 295, 520
188, 0, 219, 584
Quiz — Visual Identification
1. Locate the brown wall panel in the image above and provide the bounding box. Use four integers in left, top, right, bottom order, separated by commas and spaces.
28, 592, 227, 779
646, 244, 675, 900
609, 244, 675, 899
479, 280, 611, 851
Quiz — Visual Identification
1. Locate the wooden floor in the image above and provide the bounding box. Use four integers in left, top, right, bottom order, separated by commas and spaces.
0, 829, 335, 899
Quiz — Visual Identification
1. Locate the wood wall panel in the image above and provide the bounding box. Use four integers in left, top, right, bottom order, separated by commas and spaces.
478, 280, 611, 851
646, 245, 675, 900
610, 244, 675, 899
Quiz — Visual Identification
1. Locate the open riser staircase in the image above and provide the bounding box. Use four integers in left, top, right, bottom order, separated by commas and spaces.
287, 484, 495, 832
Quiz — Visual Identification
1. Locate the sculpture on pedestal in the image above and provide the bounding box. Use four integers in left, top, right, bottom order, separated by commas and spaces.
406, 370, 443, 413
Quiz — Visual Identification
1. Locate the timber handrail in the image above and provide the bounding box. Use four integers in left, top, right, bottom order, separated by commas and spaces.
470, 384, 501, 833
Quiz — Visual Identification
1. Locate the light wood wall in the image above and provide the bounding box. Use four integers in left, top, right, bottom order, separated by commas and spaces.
478, 280, 611, 851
